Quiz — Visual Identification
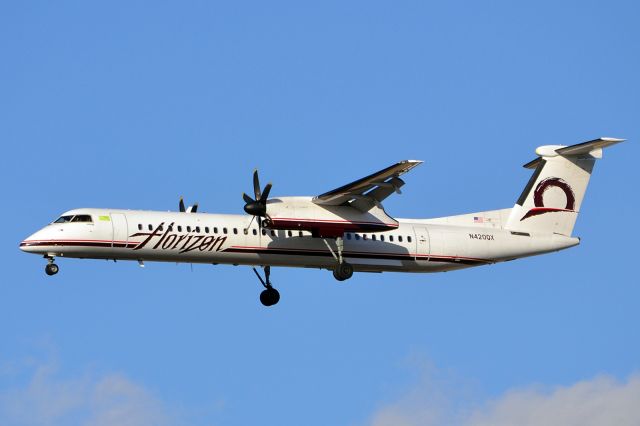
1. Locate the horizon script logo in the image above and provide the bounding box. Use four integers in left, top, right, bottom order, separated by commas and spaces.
130, 222, 227, 253
520, 177, 576, 221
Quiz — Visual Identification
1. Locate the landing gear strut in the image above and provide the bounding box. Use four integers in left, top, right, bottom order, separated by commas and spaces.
252, 265, 280, 306
324, 236, 354, 281
44, 257, 59, 276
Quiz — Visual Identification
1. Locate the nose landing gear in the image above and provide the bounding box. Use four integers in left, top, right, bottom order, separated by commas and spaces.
252, 266, 280, 306
44, 257, 59, 276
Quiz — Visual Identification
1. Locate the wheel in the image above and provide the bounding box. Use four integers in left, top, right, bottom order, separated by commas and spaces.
259, 288, 280, 306
333, 262, 353, 281
45, 263, 59, 276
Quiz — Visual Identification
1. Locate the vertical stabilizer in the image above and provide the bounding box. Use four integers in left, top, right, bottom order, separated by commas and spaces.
505, 137, 624, 236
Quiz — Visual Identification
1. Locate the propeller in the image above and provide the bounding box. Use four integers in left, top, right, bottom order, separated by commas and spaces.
179, 196, 198, 213
242, 169, 272, 222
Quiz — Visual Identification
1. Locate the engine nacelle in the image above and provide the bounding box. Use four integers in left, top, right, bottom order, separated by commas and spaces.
264, 197, 398, 237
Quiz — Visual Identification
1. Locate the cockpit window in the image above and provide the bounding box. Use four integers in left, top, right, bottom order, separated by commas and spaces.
54, 214, 93, 223
71, 215, 93, 223
54, 215, 74, 223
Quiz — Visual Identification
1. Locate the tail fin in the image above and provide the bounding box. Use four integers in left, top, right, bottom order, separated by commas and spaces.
505, 137, 625, 236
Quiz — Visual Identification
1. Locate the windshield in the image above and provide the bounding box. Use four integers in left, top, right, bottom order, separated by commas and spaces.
53, 214, 93, 223
54, 215, 73, 223
71, 215, 92, 222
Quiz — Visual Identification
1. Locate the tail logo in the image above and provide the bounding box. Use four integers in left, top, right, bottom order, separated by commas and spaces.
521, 177, 576, 221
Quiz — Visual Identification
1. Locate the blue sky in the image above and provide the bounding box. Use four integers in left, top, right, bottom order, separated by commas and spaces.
1, 1, 639, 424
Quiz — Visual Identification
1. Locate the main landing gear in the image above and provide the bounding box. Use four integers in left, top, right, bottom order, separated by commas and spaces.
252, 265, 280, 307
324, 236, 354, 281
333, 262, 353, 281
44, 257, 59, 276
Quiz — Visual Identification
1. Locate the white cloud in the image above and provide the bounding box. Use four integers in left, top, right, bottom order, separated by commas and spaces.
0, 359, 174, 426
469, 375, 640, 426
369, 363, 640, 426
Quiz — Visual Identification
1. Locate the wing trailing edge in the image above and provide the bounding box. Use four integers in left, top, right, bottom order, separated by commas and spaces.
313, 160, 423, 208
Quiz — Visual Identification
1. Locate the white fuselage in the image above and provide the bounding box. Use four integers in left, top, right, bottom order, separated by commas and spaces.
20, 207, 580, 274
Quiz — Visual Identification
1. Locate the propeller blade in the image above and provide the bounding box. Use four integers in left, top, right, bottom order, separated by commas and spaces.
260, 182, 272, 203
179, 197, 186, 212
253, 169, 261, 201
243, 192, 255, 204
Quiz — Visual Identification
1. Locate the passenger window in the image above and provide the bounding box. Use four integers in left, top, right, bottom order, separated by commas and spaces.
355, 234, 360, 240
138, 224, 142, 231
205, 227, 209, 233
299, 231, 303, 237
372, 235, 377, 241
214, 227, 218, 233
271, 230, 276, 237
158, 225, 163, 231
262, 229, 266, 236
187, 226, 191, 232
389, 235, 394, 242
168, 225, 173, 232
223, 228, 228, 234
398, 236, 403, 243
233, 228, 238, 234
253, 229, 257, 235
287, 230, 292, 237
148, 224, 153, 231
346, 233, 351, 240
178, 226, 182, 232
407, 236, 412, 243
380, 235, 385, 242
195, 226, 200, 233
53, 215, 74, 223
363, 234, 368, 240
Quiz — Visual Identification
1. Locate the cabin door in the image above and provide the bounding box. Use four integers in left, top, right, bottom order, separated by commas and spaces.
110, 213, 129, 248
413, 226, 430, 260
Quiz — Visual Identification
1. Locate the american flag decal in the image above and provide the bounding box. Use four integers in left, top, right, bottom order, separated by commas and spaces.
473, 216, 484, 223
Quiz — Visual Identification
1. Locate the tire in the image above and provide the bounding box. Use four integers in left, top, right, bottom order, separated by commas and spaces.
333, 269, 346, 281
333, 262, 353, 281
45, 263, 59, 276
259, 288, 280, 306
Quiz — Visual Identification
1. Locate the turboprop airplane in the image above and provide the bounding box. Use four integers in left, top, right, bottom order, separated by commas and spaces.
20, 137, 625, 306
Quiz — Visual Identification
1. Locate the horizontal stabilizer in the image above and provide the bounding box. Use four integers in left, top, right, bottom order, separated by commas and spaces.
556, 137, 625, 156
523, 137, 625, 169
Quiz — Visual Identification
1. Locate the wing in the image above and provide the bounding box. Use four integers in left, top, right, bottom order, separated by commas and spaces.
312, 160, 423, 208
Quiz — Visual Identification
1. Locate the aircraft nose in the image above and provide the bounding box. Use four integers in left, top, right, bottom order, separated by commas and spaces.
19, 239, 34, 252
19, 230, 44, 253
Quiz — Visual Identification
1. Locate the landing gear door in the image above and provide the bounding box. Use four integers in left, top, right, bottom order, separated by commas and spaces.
413, 226, 430, 260
110, 213, 128, 248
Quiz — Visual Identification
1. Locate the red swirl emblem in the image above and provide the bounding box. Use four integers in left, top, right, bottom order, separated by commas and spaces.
520, 177, 576, 221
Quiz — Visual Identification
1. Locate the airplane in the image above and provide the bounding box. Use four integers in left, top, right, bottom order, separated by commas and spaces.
20, 137, 625, 306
